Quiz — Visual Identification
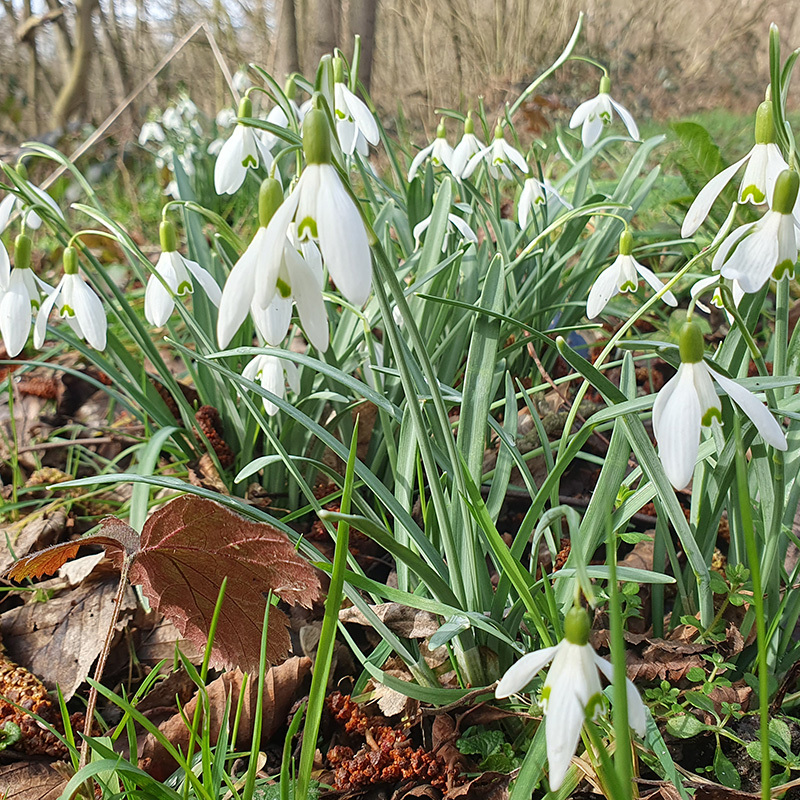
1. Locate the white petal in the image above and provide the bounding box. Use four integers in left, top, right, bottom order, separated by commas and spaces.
340, 85, 379, 145
0, 239, 10, 289
33, 278, 62, 351
681, 154, 750, 238
254, 188, 301, 308
634, 261, 677, 306
451, 135, 484, 178
253, 292, 292, 345
495, 646, 559, 698
407, 143, 434, 182
709, 368, 788, 450
217, 228, 264, 347
412, 215, 432, 248
581, 114, 605, 148
67, 275, 107, 350
720, 214, 780, 293
259, 356, 285, 416
144, 254, 178, 327
214, 126, 247, 195
448, 214, 478, 244
586, 260, 623, 319
290, 248, 329, 352
337, 118, 358, 155
711, 221, 754, 272
1, 276, 33, 356
653, 364, 702, 490
431, 138, 454, 171
283, 360, 301, 394
739, 144, 769, 204
0, 194, 16, 233
569, 96, 599, 129
609, 98, 639, 141
316, 165, 372, 306
501, 141, 529, 173
593, 655, 647, 737
461, 145, 492, 180
184, 258, 222, 306
691, 362, 721, 425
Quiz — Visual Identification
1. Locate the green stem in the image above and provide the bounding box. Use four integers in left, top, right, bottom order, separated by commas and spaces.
733, 416, 770, 800
607, 521, 633, 799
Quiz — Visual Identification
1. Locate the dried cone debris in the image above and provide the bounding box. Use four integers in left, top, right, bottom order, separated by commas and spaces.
325, 692, 461, 792
0, 651, 76, 758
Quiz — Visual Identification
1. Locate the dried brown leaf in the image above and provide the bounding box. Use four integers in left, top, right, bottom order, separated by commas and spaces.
0, 762, 67, 799
339, 602, 440, 638
129, 495, 320, 671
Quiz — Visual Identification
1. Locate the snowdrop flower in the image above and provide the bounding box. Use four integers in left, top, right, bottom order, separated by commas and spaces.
243, 353, 300, 416
144, 220, 221, 327
0, 234, 51, 356
462, 123, 528, 180
413, 209, 477, 251
518, 177, 572, 228
138, 121, 165, 147
231, 69, 252, 94
714, 169, 798, 293
34, 246, 106, 351
254, 107, 372, 310
407, 120, 454, 181
217, 179, 328, 352
690, 275, 744, 322
214, 96, 273, 195
215, 107, 237, 129
682, 101, 787, 237
569, 75, 639, 148
333, 59, 379, 156
586, 230, 677, 319
450, 114, 485, 178
161, 107, 183, 132
653, 320, 787, 490
0, 177, 64, 233
496, 606, 646, 791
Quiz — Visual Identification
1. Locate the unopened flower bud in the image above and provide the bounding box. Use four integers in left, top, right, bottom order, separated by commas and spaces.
564, 606, 591, 646
619, 228, 633, 256
599, 75, 611, 95
159, 219, 178, 253
63, 245, 78, 275
258, 178, 283, 228
303, 108, 332, 165
754, 101, 776, 145
14, 233, 31, 270
772, 169, 799, 215
237, 95, 253, 120
679, 320, 705, 364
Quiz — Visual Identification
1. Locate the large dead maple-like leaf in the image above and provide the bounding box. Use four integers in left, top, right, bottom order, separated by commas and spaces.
2, 496, 320, 672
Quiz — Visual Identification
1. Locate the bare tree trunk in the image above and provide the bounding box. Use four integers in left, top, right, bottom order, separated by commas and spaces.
348, 0, 376, 91
51, 0, 99, 129
274, 0, 300, 79
308, 0, 337, 67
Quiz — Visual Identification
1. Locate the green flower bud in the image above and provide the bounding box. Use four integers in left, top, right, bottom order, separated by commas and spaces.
464, 113, 474, 135
493, 123, 503, 140
678, 321, 705, 364
237, 95, 252, 120
754, 101, 775, 145
159, 220, 178, 253
619, 228, 633, 256
63, 245, 78, 275
14, 234, 31, 270
333, 56, 344, 84
284, 75, 297, 99
303, 108, 332, 165
772, 169, 799, 215
258, 178, 284, 228
436, 119, 447, 139
564, 606, 591, 646
599, 75, 611, 95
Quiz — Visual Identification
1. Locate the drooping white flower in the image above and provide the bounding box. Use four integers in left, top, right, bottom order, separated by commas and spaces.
408, 120, 454, 181
586, 230, 677, 319
242, 353, 300, 416
138, 121, 166, 147
34, 246, 106, 351
518, 177, 572, 228
462, 123, 529, 180
690, 275, 744, 322
0, 234, 51, 357
413, 208, 478, 251
217, 179, 329, 352
653, 320, 787, 490
682, 101, 787, 237
0, 178, 64, 233
214, 96, 273, 195
496, 606, 646, 791
253, 107, 372, 310
450, 114, 486, 178
144, 220, 221, 327
714, 169, 798, 293
333, 64, 379, 156
569, 75, 639, 148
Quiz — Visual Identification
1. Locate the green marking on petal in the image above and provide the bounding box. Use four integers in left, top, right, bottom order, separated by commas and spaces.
600, 111, 612, 124
241, 154, 257, 169
619, 280, 637, 293
701, 407, 723, 427
177, 280, 193, 296
740, 184, 765, 204
585, 692, 605, 721
541, 685, 551, 703
61, 304, 75, 318
297, 216, 318, 240
276, 277, 292, 298
773, 259, 796, 280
